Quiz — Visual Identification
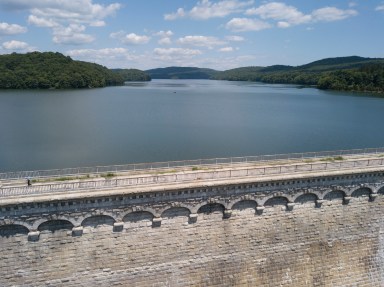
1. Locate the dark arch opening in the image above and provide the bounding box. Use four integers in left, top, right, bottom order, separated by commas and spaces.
378, 186, 384, 195
81, 215, 115, 228
0, 224, 29, 238
38, 220, 74, 233
264, 196, 288, 207
123, 211, 154, 223
324, 190, 345, 201
197, 203, 225, 215
232, 200, 257, 211
161, 207, 190, 218
294, 193, 318, 204
351, 187, 371, 198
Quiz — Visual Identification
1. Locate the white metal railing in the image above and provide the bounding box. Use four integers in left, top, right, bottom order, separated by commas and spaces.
1, 147, 384, 181
1, 157, 383, 198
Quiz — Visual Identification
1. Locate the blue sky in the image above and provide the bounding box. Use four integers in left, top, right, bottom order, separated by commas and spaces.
0, 0, 383, 70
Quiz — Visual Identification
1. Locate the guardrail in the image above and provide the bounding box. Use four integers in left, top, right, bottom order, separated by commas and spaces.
1, 157, 383, 198
1, 147, 384, 181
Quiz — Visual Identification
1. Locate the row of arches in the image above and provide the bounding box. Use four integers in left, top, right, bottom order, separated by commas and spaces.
1, 185, 383, 240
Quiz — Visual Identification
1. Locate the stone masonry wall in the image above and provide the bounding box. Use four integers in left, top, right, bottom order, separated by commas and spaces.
1, 171, 384, 286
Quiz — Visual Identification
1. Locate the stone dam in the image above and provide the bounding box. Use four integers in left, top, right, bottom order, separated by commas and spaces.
1, 149, 384, 286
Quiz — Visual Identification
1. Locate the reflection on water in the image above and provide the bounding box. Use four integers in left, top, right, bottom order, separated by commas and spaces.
124, 82, 149, 87
1, 79, 384, 171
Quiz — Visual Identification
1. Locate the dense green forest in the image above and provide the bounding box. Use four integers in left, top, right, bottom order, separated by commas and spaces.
0, 52, 150, 89
111, 68, 151, 82
1, 52, 383, 92
146, 67, 219, 79
213, 56, 384, 93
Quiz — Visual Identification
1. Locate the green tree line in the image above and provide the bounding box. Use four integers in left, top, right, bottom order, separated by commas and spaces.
0, 52, 150, 89
213, 57, 384, 93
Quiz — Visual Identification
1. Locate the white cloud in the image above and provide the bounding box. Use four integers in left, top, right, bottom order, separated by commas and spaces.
1, 0, 121, 45
67, 47, 129, 59
155, 30, 173, 45
66, 47, 140, 68
219, 46, 234, 52
155, 30, 174, 37
2, 40, 28, 50
226, 18, 272, 32
312, 7, 358, 22
53, 24, 94, 45
28, 15, 58, 27
177, 35, 226, 48
0, 22, 27, 35
2, 0, 121, 25
158, 37, 172, 45
165, 0, 253, 20
90, 20, 105, 27
244, 2, 357, 29
246, 2, 311, 27
111, 32, 150, 45
154, 48, 202, 61
376, 5, 384, 11
164, 8, 186, 20
2, 40, 36, 52
226, 35, 244, 42
123, 33, 150, 45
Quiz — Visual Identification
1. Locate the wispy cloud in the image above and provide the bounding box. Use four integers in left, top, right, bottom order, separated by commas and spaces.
1, 40, 36, 52
53, 24, 94, 45
245, 2, 357, 29
219, 46, 235, 52
0, 0, 121, 45
154, 48, 202, 60
375, 5, 384, 11
226, 18, 271, 32
177, 35, 226, 49
111, 32, 151, 45
312, 7, 358, 22
165, 0, 253, 20
155, 30, 173, 45
246, 2, 311, 27
0, 22, 27, 35
225, 35, 245, 42
66, 47, 141, 68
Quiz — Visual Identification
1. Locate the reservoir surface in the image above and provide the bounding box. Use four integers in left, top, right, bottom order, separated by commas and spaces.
1, 79, 384, 172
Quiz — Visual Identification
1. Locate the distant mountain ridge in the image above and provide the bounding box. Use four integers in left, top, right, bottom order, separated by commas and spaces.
145, 66, 219, 79
146, 56, 384, 92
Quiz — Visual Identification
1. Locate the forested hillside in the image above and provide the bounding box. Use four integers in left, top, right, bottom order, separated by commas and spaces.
146, 67, 219, 79
213, 56, 384, 92
111, 69, 151, 82
0, 52, 125, 89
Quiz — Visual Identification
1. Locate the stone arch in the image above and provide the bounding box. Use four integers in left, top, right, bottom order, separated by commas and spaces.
377, 185, 384, 195
294, 193, 318, 205
263, 196, 289, 207
81, 215, 115, 228
123, 211, 154, 228
38, 220, 74, 233
161, 207, 191, 218
32, 216, 77, 230
139, 207, 160, 218
323, 190, 346, 201
161, 207, 191, 225
0, 220, 32, 230
351, 187, 372, 198
0, 224, 29, 238
230, 200, 257, 215
197, 203, 225, 215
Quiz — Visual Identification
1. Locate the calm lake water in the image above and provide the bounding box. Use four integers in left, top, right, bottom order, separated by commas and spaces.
1, 79, 384, 172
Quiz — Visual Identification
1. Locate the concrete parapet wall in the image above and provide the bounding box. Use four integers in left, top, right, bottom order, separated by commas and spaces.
1, 169, 384, 286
